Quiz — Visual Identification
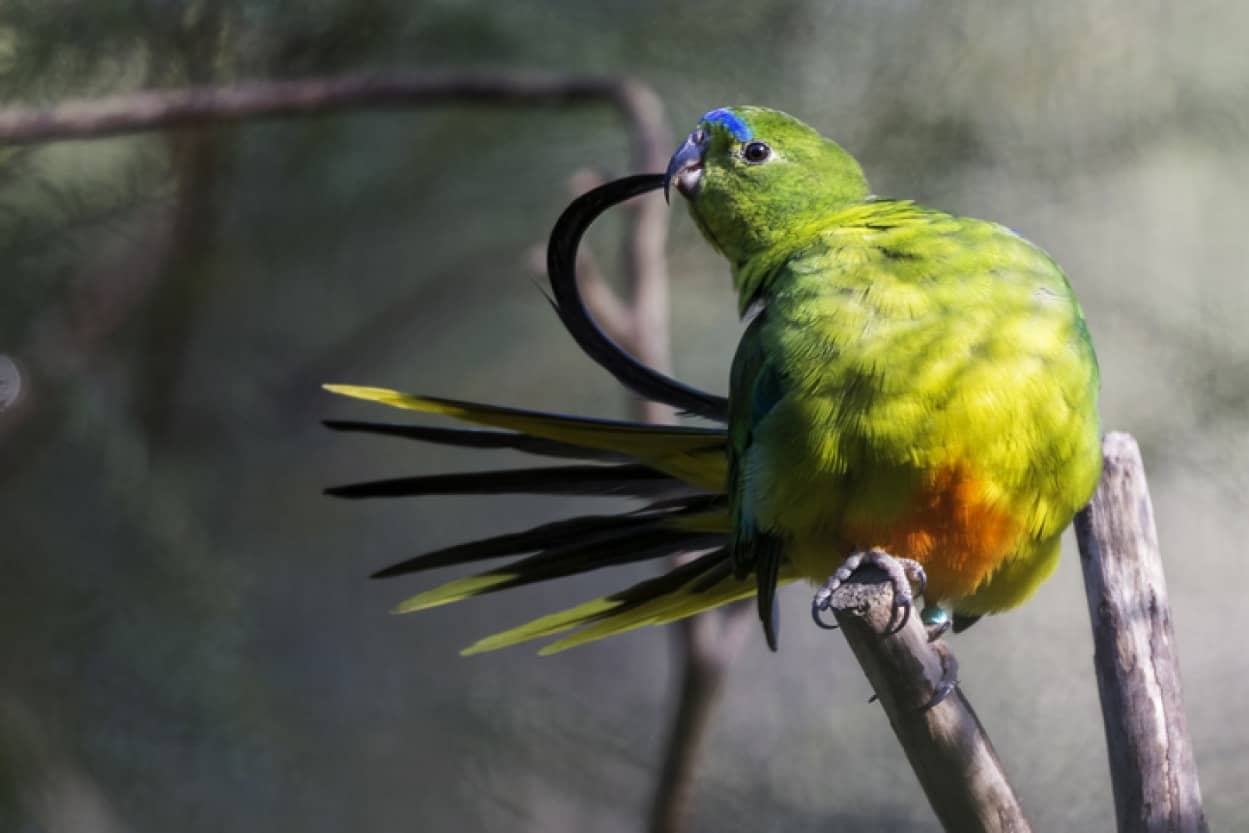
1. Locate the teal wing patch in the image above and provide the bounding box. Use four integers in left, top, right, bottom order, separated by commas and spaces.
727, 309, 788, 650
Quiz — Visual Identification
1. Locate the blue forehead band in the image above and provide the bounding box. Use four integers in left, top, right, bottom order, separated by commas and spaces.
699, 109, 752, 142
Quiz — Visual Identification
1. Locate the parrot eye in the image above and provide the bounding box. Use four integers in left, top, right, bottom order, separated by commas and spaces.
742, 141, 772, 164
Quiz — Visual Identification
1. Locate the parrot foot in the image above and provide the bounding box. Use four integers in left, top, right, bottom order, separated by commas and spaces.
920, 644, 960, 712
865, 639, 959, 711
811, 549, 926, 636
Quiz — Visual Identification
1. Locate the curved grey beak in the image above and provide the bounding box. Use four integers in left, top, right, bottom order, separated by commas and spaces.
664, 132, 706, 204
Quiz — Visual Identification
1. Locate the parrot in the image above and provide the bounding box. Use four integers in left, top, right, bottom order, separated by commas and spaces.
324, 105, 1102, 663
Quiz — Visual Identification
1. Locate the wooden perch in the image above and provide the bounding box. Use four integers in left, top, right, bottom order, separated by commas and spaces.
1074, 432, 1209, 833
831, 569, 1032, 833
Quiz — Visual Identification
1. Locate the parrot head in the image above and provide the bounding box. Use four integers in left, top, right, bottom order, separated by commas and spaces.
665, 106, 870, 265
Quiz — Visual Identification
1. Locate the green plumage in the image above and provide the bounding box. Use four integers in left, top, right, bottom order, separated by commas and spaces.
684, 108, 1101, 631
325, 105, 1102, 653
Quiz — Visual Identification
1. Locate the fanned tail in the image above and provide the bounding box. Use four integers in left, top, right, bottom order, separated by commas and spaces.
467, 548, 798, 655
324, 384, 768, 654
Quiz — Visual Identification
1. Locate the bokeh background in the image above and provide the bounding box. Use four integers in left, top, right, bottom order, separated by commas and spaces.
2, 2, 1247, 831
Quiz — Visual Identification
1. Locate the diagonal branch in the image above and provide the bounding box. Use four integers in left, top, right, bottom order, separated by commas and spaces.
831, 566, 1033, 833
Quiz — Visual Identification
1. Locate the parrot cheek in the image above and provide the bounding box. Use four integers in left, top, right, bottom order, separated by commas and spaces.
673, 165, 703, 198
665, 133, 706, 202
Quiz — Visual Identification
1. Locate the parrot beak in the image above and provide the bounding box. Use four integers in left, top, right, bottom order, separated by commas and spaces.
664, 130, 707, 204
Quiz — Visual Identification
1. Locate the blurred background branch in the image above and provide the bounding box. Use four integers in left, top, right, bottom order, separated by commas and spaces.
543, 169, 758, 833
0, 72, 666, 147
0, 70, 676, 446
0, 63, 748, 833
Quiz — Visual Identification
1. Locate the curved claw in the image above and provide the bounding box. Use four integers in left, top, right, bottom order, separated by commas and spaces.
811, 594, 840, 630
912, 567, 927, 599
919, 647, 960, 712
811, 550, 927, 639
815, 552, 956, 713
884, 597, 913, 636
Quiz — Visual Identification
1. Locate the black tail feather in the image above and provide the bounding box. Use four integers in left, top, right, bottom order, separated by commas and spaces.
457, 530, 726, 596
372, 514, 651, 578
599, 546, 733, 610
546, 175, 730, 423
371, 494, 725, 579
322, 420, 628, 461
755, 534, 784, 651
686, 555, 735, 594
325, 462, 697, 500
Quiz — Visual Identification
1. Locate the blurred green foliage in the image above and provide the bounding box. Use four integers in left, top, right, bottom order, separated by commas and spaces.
2, 2, 1247, 831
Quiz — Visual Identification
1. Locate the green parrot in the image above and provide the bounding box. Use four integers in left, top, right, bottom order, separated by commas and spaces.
325, 106, 1102, 658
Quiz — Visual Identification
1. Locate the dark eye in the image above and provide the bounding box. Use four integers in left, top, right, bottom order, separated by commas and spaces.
743, 141, 772, 163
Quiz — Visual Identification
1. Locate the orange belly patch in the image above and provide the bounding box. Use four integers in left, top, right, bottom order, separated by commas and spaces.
838, 465, 1022, 602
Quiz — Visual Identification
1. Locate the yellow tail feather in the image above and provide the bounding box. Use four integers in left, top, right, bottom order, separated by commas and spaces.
392, 574, 516, 613
324, 384, 727, 491
461, 565, 797, 655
